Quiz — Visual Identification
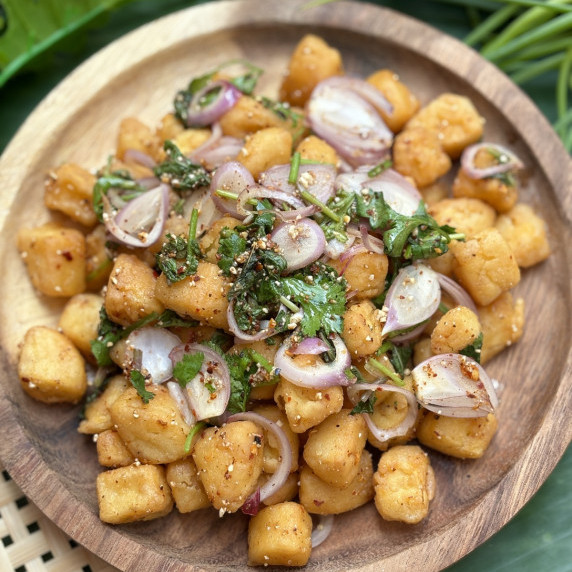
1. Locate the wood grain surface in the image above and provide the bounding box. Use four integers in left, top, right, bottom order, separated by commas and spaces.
0, 1, 570, 571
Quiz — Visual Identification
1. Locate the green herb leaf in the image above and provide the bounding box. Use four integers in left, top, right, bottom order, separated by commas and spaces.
153, 141, 210, 192
280, 263, 347, 337
173, 352, 205, 388
129, 370, 155, 404
459, 332, 484, 363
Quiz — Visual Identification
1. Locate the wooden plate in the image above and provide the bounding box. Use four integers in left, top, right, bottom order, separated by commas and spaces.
0, 1, 570, 570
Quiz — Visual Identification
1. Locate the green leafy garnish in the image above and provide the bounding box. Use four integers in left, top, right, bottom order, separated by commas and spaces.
355, 194, 462, 260
280, 264, 347, 337
172, 352, 205, 388
129, 370, 155, 404
258, 96, 304, 129
350, 392, 377, 415
153, 141, 210, 192
367, 159, 393, 178
377, 340, 413, 376
174, 60, 263, 125
225, 349, 280, 413
459, 332, 484, 364
317, 188, 356, 243
156, 208, 202, 284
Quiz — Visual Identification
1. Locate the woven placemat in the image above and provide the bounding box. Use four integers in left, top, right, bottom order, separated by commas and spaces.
0, 463, 117, 572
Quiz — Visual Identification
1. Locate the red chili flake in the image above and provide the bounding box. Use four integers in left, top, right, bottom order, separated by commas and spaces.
61, 251, 73, 261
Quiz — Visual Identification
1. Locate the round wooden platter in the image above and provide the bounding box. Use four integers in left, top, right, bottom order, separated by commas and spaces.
0, 0, 570, 570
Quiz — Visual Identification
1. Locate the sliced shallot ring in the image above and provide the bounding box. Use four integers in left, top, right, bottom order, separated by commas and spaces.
364, 168, 422, 217
461, 142, 524, 180
274, 334, 352, 388
228, 411, 293, 511
270, 218, 326, 272
351, 382, 418, 443
125, 327, 181, 384
237, 185, 307, 216
412, 353, 498, 417
102, 184, 170, 248
311, 514, 335, 548
166, 381, 196, 427
436, 273, 477, 314
307, 77, 393, 167
324, 235, 356, 260
382, 263, 441, 336
259, 163, 337, 205
359, 224, 385, 254
186, 80, 242, 127
123, 148, 157, 168
169, 343, 231, 421
227, 299, 277, 342
290, 337, 330, 355
210, 161, 255, 218
322, 76, 393, 115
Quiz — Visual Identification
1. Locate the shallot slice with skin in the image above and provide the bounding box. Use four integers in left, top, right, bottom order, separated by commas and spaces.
169, 343, 231, 421
382, 263, 441, 336
166, 381, 196, 427
210, 161, 255, 218
461, 142, 524, 180
270, 218, 326, 272
364, 168, 422, 217
185, 80, 242, 127
311, 514, 335, 548
228, 411, 293, 514
307, 77, 393, 167
102, 183, 170, 248
274, 334, 352, 388
412, 353, 498, 417
125, 327, 181, 384
349, 382, 418, 443
259, 163, 337, 205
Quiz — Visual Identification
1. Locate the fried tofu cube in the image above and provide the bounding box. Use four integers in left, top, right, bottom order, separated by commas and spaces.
274, 377, 344, 434
367, 69, 420, 133
393, 126, 452, 188
165, 457, 211, 513
299, 450, 374, 514
18, 326, 87, 404
97, 464, 173, 524
248, 502, 313, 567
192, 421, 265, 513
451, 228, 520, 306
279, 34, 343, 107
478, 291, 524, 363
155, 261, 230, 330
303, 409, 367, 488
104, 253, 164, 327
44, 163, 97, 226
116, 117, 162, 163
17, 223, 86, 297
416, 411, 498, 459
406, 93, 484, 158
109, 385, 192, 464
495, 203, 550, 267
96, 430, 135, 468
58, 293, 103, 363
237, 127, 293, 179
430, 306, 482, 355
373, 445, 436, 524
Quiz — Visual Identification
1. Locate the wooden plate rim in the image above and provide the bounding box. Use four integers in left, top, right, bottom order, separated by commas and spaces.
0, 1, 571, 571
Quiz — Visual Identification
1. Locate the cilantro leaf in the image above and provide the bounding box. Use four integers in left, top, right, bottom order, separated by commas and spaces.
153, 141, 210, 192
90, 307, 124, 367
355, 193, 459, 260
377, 340, 413, 376
459, 332, 484, 364
173, 353, 205, 388
155, 310, 198, 329
217, 228, 247, 276
225, 349, 280, 413
129, 370, 155, 404
280, 263, 347, 337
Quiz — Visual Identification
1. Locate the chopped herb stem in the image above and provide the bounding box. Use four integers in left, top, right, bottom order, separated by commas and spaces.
289, 152, 301, 184
189, 208, 199, 242
215, 189, 239, 200
299, 189, 341, 222
184, 422, 206, 453
447, 233, 466, 241
367, 358, 405, 386
279, 295, 301, 313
